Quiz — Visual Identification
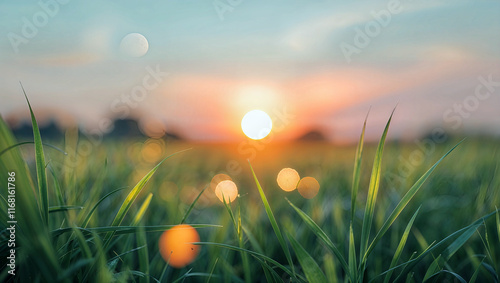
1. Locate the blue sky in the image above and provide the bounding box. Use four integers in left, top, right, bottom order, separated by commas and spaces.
1, 0, 499, 141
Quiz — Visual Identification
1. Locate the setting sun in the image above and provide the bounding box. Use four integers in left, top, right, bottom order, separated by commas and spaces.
241, 110, 273, 140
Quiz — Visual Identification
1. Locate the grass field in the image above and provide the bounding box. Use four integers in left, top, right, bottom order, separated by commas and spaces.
0, 106, 499, 282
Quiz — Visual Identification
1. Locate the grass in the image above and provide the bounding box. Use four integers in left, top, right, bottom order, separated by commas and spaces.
0, 98, 499, 282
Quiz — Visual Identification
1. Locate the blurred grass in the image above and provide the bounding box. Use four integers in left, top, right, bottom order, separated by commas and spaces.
1, 112, 499, 281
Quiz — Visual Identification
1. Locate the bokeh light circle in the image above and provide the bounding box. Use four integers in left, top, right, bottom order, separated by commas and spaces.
277, 168, 300, 192
297, 177, 320, 199
158, 224, 200, 268
210, 174, 232, 191
215, 180, 238, 203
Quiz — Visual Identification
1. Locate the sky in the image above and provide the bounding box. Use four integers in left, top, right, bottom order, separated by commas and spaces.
0, 0, 499, 142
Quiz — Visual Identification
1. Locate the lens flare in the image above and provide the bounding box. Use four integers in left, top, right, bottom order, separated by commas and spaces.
277, 168, 300, 192
297, 177, 320, 199
215, 180, 238, 203
158, 224, 200, 268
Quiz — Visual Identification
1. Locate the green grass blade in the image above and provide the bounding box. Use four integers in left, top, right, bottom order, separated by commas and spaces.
287, 232, 328, 283
81, 188, 125, 228
21, 83, 49, 225
348, 222, 358, 283
48, 166, 64, 206
383, 207, 420, 283
137, 226, 150, 283
49, 205, 83, 213
351, 109, 369, 220
249, 161, 295, 276
180, 185, 208, 224
132, 193, 153, 226
468, 258, 484, 283
496, 207, 499, 245
242, 225, 264, 254
396, 210, 498, 277
72, 227, 92, 259
0, 141, 66, 157
195, 242, 297, 280
364, 141, 463, 263
359, 109, 394, 263
51, 224, 220, 238
286, 198, 351, 279
237, 197, 252, 283
104, 148, 190, 247
425, 270, 467, 283
423, 255, 442, 282
206, 258, 219, 283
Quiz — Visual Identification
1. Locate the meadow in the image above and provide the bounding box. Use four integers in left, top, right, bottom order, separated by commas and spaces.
0, 104, 499, 282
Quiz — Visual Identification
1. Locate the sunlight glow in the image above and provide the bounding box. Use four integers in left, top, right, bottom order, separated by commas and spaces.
241, 110, 273, 140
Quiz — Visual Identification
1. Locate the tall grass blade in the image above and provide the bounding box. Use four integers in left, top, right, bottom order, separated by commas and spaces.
49, 205, 83, 213
359, 109, 394, 263
287, 233, 328, 283
132, 193, 153, 226
21, 83, 49, 225
425, 270, 467, 283
72, 227, 92, 259
383, 207, 420, 283
137, 226, 150, 283
0, 115, 62, 281
180, 185, 208, 224
249, 161, 295, 276
81, 188, 125, 228
48, 166, 64, 206
496, 207, 500, 245
348, 222, 357, 283
423, 255, 442, 281
351, 109, 369, 220
395, 210, 497, 279
104, 149, 190, 248
206, 257, 219, 283
0, 141, 66, 157
51, 224, 220, 238
364, 141, 463, 263
468, 258, 484, 283
195, 242, 297, 280
286, 198, 350, 279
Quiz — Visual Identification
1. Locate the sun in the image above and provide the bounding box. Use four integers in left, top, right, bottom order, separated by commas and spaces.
241, 110, 273, 140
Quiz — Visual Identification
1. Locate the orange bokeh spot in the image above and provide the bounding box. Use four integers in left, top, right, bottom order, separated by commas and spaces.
210, 174, 232, 191
158, 224, 200, 268
277, 168, 300, 192
215, 180, 238, 203
297, 177, 320, 199
141, 139, 165, 163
